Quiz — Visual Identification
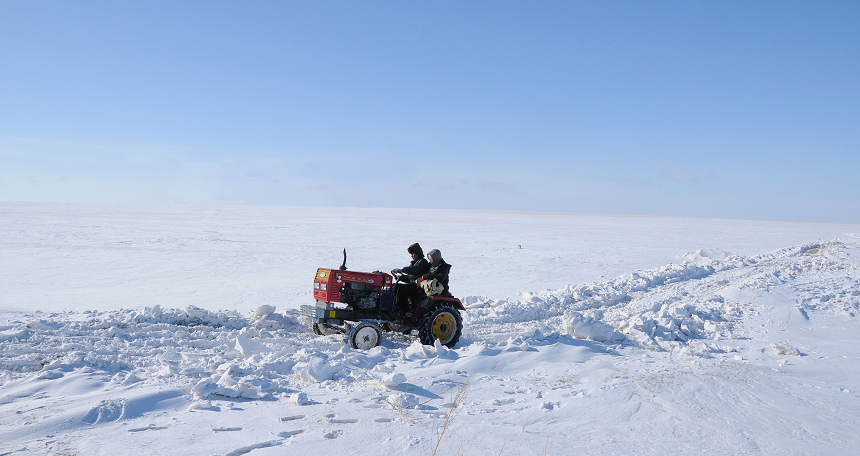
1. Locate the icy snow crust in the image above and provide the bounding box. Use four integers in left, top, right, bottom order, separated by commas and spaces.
2, 205, 860, 455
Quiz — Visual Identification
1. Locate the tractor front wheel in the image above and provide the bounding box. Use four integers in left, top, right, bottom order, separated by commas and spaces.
418, 304, 462, 348
348, 322, 382, 350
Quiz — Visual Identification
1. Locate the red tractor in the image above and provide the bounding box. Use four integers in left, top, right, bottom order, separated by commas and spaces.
300, 251, 465, 349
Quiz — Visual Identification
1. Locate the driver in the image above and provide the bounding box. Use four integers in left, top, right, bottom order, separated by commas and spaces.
394, 247, 452, 316
391, 243, 430, 283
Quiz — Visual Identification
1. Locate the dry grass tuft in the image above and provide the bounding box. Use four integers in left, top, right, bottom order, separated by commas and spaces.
431, 379, 470, 456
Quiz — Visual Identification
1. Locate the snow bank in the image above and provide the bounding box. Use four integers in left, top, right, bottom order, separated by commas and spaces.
463, 239, 859, 353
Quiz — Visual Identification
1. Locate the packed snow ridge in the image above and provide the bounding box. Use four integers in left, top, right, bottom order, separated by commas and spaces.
2, 238, 858, 402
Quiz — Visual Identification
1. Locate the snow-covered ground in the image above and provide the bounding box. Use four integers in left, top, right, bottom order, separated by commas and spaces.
2, 203, 860, 455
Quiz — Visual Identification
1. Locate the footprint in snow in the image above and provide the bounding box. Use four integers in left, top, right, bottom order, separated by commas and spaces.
541, 402, 560, 411
330, 418, 359, 424
224, 440, 282, 456
324, 412, 359, 424
128, 424, 169, 432
278, 430, 305, 438
323, 430, 343, 439
279, 415, 305, 422
213, 427, 244, 432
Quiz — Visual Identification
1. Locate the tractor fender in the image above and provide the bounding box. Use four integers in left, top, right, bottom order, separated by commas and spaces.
432, 296, 465, 311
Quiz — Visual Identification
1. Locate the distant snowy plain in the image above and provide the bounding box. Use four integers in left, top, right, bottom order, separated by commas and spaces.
2, 203, 860, 455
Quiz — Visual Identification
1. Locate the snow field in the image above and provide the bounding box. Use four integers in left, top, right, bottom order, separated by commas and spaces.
2, 240, 860, 453
2, 204, 860, 454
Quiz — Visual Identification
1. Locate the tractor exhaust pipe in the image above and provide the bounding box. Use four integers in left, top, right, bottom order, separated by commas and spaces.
339, 248, 347, 270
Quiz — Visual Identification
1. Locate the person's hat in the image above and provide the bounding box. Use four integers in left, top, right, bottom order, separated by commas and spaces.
427, 249, 442, 263
408, 243, 424, 256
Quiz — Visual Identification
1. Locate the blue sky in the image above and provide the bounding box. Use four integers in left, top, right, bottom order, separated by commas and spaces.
1, 1, 858, 222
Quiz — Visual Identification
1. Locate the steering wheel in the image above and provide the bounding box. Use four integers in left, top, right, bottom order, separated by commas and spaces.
391, 270, 410, 283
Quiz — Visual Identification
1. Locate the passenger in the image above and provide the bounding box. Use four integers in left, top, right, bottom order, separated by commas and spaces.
390, 243, 430, 282
418, 249, 452, 297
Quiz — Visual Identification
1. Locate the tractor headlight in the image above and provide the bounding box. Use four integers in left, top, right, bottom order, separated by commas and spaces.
321, 283, 327, 291
314, 282, 320, 290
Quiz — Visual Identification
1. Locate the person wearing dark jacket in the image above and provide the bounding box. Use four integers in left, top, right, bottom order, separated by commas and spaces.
391, 243, 430, 282
418, 249, 451, 296
392, 243, 431, 314
395, 248, 452, 315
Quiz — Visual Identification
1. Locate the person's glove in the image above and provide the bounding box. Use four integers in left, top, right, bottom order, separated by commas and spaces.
391, 268, 402, 275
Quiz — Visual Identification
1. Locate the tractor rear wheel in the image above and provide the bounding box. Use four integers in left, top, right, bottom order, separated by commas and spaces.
418, 304, 462, 348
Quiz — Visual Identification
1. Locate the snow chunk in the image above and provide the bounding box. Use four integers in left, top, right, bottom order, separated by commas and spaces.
235, 334, 268, 356
403, 341, 431, 359
189, 400, 217, 411
464, 342, 495, 357
683, 248, 730, 264
288, 392, 309, 405
387, 393, 419, 409
111, 372, 142, 385
255, 305, 276, 317
191, 377, 216, 396
39, 370, 64, 380
296, 356, 340, 383
770, 343, 801, 356
402, 340, 457, 359
376, 372, 407, 388
184, 305, 209, 319
240, 386, 267, 399
563, 312, 623, 342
